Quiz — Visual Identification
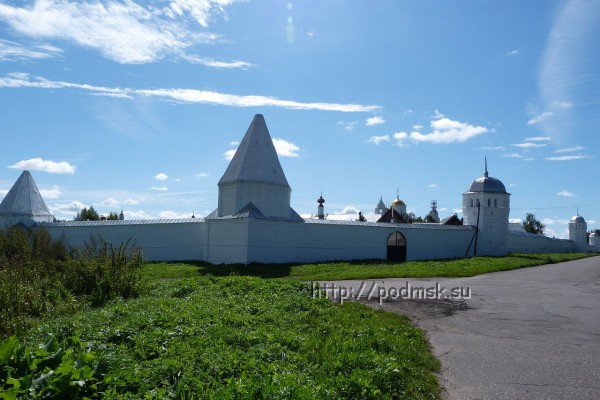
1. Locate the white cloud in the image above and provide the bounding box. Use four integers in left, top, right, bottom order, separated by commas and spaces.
555, 145, 583, 153
39, 186, 62, 199
124, 198, 140, 205
8, 157, 76, 174
98, 197, 120, 206
367, 135, 390, 145
340, 206, 360, 215
150, 186, 168, 191
272, 138, 300, 158
50, 200, 86, 213
525, 136, 552, 142
196, 172, 210, 178
403, 109, 413, 114
509, 218, 523, 224
180, 55, 254, 69
338, 121, 358, 130
124, 210, 153, 220
506, 49, 520, 56
555, 101, 572, 109
433, 109, 445, 118
428, 184, 437, 188
154, 172, 168, 181
223, 149, 236, 160
412, 124, 423, 130
511, 142, 548, 149
502, 153, 524, 158
527, 112, 554, 125
0, 189, 8, 197
557, 190, 575, 197
0, 0, 237, 64
229, 141, 239, 146
0, 73, 380, 112
0, 39, 62, 61
406, 116, 489, 144
545, 155, 588, 161
366, 116, 385, 126
159, 210, 190, 219
480, 146, 506, 151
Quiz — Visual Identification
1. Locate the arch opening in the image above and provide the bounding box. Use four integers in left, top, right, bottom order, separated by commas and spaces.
387, 231, 407, 263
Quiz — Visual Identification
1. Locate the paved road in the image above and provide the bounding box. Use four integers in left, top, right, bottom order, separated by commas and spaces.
322, 257, 600, 399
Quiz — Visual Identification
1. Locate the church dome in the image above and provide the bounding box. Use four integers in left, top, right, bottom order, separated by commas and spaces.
391, 197, 405, 206
468, 176, 507, 193
467, 158, 507, 193
570, 215, 585, 224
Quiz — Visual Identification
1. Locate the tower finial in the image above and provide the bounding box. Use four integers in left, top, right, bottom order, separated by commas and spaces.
484, 156, 489, 178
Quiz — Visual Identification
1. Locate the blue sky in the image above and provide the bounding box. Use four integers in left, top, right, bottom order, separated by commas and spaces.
0, 0, 598, 238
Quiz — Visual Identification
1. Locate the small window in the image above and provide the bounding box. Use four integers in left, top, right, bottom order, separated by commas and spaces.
494, 199, 497, 207
487, 199, 491, 207
470, 199, 474, 207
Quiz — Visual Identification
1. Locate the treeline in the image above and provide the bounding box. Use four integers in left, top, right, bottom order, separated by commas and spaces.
0, 227, 144, 338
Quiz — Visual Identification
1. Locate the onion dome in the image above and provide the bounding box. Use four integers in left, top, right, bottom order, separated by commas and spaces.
391, 197, 405, 206
317, 195, 325, 205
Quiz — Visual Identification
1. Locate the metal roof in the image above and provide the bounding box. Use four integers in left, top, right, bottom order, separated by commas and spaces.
303, 219, 475, 230
467, 175, 507, 194
0, 170, 52, 216
218, 114, 290, 187
570, 215, 585, 223
41, 218, 204, 227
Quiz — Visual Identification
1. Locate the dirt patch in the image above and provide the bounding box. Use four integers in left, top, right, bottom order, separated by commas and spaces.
361, 298, 470, 322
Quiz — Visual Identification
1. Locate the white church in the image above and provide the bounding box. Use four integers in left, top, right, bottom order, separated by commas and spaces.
1, 114, 598, 263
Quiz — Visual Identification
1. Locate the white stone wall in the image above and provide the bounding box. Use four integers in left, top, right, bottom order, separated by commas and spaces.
234, 219, 476, 264
43, 221, 205, 261
203, 218, 250, 264
507, 231, 574, 254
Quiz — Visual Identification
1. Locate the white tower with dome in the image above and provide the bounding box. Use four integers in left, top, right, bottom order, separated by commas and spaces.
568, 213, 588, 253
462, 159, 510, 256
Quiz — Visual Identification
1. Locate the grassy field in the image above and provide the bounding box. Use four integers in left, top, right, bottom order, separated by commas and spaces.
156, 252, 593, 281
2, 252, 594, 398
2, 270, 441, 399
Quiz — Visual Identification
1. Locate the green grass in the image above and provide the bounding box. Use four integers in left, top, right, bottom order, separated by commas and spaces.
3, 274, 441, 399
152, 252, 593, 281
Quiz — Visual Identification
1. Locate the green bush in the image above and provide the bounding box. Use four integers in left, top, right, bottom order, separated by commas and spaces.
0, 227, 144, 338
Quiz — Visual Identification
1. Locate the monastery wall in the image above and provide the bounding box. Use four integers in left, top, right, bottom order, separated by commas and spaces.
42, 220, 205, 261
507, 230, 574, 254
226, 219, 476, 264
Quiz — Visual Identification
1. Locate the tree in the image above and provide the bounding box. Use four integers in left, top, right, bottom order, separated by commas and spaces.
74, 206, 100, 221
424, 214, 437, 223
522, 213, 544, 234
107, 212, 120, 220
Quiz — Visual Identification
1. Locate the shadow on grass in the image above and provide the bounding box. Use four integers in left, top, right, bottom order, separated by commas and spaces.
184, 259, 391, 279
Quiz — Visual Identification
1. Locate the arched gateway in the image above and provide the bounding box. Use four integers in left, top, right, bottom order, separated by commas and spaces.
387, 231, 407, 262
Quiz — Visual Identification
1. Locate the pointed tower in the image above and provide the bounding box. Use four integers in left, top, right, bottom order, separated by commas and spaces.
218, 115, 292, 219
0, 170, 54, 226
375, 197, 386, 214
462, 158, 510, 256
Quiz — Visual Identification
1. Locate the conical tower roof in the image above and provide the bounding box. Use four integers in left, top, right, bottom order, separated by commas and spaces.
219, 114, 290, 187
0, 170, 52, 216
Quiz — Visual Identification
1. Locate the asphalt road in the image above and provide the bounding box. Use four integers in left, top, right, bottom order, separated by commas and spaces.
321, 256, 600, 399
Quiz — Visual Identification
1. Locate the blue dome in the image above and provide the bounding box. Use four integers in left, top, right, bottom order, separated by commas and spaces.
571, 215, 585, 223
467, 175, 507, 193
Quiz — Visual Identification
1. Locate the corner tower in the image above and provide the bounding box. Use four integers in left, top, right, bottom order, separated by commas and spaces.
218, 114, 292, 219
569, 213, 588, 253
462, 159, 510, 256
0, 170, 54, 227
